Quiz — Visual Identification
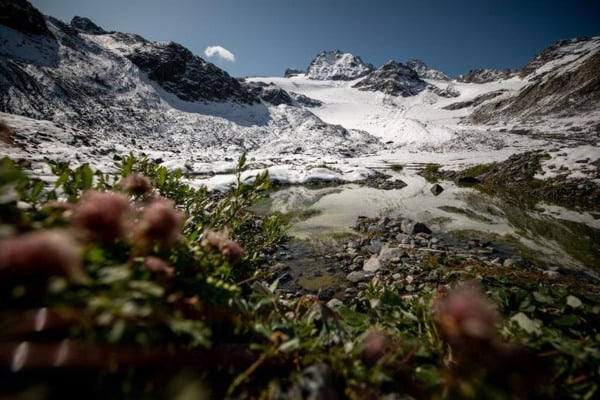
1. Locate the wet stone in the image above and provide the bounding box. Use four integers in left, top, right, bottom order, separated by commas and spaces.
346, 271, 372, 283
366, 239, 384, 254
503, 258, 518, 268
430, 183, 444, 196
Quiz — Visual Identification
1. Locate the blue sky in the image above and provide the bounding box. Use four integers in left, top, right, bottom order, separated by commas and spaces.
30, 0, 600, 78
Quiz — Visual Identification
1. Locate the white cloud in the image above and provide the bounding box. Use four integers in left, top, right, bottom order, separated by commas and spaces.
204, 45, 235, 63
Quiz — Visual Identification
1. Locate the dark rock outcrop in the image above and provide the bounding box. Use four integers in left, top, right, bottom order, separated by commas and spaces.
119, 39, 257, 104
353, 61, 427, 97
430, 83, 460, 98
406, 59, 449, 80
290, 92, 322, 108
458, 68, 516, 83
248, 82, 294, 106
284, 68, 304, 78
0, 0, 53, 36
70, 16, 107, 35
442, 90, 507, 110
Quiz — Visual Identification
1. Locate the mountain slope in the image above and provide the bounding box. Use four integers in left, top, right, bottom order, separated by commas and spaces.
1, 0, 598, 182
0, 1, 382, 172
470, 37, 600, 137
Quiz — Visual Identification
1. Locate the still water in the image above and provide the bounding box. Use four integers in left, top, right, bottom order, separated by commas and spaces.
256, 170, 600, 274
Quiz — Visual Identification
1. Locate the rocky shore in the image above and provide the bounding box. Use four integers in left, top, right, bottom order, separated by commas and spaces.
268, 212, 600, 311
422, 150, 600, 212
268, 214, 579, 301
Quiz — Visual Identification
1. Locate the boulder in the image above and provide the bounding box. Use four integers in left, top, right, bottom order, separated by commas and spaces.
430, 183, 444, 195
401, 220, 432, 235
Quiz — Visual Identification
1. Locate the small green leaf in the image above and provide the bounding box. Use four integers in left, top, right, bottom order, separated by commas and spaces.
552, 314, 580, 327
156, 167, 167, 186
80, 164, 94, 190
533, 291, 552, 304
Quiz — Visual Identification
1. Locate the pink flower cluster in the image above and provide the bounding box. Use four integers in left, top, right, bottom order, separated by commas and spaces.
0, 174, 186, 286
435, 283, 499, 346
0, 230, 88, 284
71, 190, 133, 243
202, 230, 244, 265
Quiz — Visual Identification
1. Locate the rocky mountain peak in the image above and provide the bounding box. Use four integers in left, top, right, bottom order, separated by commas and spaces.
470, 36, 600, 126
457, 68, 516, 83
113, 38, 258, 104
284, 68, 304, 78
519, 36, 600, 78
306, 50, 374, 81
0, 0, 52, 36
406, 59, 449, 81
352, 60, 427, 97
70, 16, 107, 35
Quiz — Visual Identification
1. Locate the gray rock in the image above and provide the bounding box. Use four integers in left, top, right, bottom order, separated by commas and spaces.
346, 271, 372, 283
363, 256, 382, 272
503, 258, 519, 268
326, 298, 344, 309
296, 363, 340, 400
365, 239, 384, 254
401, 220, 432, 235
317, 289, 335, 301
544, 270, 560, 279
430, 183, 444, 195
378, 245, 406, 267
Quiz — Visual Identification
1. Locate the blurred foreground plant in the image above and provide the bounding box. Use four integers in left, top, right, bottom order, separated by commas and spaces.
0, 154, 598, 399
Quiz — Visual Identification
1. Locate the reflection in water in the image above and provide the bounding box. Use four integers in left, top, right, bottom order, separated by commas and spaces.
258, 171, 600, 274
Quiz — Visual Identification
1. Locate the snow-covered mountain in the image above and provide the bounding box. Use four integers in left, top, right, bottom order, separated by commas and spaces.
305, 50, 373, 80
406, 59, 449, 81
352, 61, 427, 97
1, 0, 598, 188
457, 68, 516, 83
0, 0, 383, 178
469, 37, 600, 136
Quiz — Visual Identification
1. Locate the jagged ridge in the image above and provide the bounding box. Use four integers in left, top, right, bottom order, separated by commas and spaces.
353, 61, 427, 97
306, 50, 373, 81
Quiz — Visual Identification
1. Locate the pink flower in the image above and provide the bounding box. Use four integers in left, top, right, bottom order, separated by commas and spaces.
121, 174, 153, 196
144, 256, 175, 277
202, 230, 244, 265
0, 230, 88, 284
138, 198, 184, 248
71, 190, 133, 243
435, 283, 499, 344
361, 329, 391, 366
